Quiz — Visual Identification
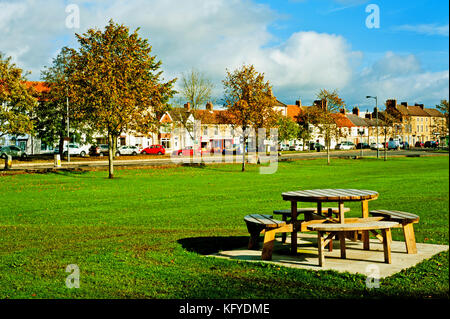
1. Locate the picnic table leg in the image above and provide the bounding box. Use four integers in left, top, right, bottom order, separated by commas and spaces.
339, 231, 346, 259
382, 228, 392, 264
403, 223, 417, 254
262, 229, 276, 260
281, 214, 287, 243
291, 201, 298, 255
317, 231, 325, 267
361, 200, 370, 250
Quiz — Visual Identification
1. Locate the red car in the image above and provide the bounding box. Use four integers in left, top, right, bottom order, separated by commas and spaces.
141, 145, 165, 155
174, 146, 194, 156
174, 146, 212, 156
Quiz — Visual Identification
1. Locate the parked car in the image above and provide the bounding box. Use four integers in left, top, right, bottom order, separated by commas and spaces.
141, 145, 165, 155
356, 142, 370, 149
278, 144, 290, 151
309, 142, 325, 151
400, 141, 410, 149
55, 143, 89, 157
174, 146, 194, 156
289, 143, 303, 151
222, 146, 241, 155
115, 145, 141, 156
335, 141, 356, 150
370, 143, 384, 150
388, 138, 400, 150
89, 144, 110, 156
0, 145, 27, 159
424, 141, 438, 148
414, 141, 424, 148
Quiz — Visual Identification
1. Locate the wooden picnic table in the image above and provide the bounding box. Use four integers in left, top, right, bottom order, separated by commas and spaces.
281, 188, 379, 254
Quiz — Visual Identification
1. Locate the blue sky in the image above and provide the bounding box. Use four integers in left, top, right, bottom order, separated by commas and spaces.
0, 0, 448, 109
262, 0, 449, 70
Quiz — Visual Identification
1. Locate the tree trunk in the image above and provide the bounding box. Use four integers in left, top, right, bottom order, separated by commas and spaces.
327, 142, 330, 165
58, 132, 65, 160
326, 133, 330, 165
108, 132, 114, 179
242, 135, 246, 172
384, 130, 387, 161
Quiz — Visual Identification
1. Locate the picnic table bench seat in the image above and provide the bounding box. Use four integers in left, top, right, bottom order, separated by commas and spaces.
273, 207, 351, 243
369, 210, 420, 254
244, 214, 293, 260
307, 221, 399, 266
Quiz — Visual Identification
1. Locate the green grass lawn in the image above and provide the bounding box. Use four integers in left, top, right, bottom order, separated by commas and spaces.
0, 156, 448, 299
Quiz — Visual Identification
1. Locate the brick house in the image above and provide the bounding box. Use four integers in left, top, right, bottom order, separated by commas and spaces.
385, 99, 447, 145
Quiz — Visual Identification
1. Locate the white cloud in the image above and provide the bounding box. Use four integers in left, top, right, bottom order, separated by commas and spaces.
344, 52, 449, 108
0, 0, 447, 108
394, 24, 449, 37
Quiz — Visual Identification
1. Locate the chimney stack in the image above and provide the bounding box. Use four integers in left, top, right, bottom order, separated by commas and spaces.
386, 99, 397, 109
206, 102, 213, 112
401, 102, 408, 107
365, 111, 372, 120
415, 103, 424, 109
184, 102, 191, 111
340, 108, 346, 115
352, 107, 360, 116
295, 99, 302, 107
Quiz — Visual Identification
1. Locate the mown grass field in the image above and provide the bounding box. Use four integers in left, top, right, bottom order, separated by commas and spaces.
0, 156, 448, 299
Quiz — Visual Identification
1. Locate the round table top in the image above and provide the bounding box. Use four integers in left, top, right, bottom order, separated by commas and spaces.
282, 189, 379, 202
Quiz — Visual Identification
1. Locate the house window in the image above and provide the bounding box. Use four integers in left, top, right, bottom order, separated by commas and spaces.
161, 138, 171, 149
214, 126, 219, 136
203, 126, 208, 136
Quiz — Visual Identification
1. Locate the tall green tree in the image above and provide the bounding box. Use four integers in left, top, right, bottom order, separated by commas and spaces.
315, 89, 346, 165
67, 20, 176, 178
223, 64, 278, 171
277, 116, 299, 146
436, 99, 449, 132
0, 53, 36, 138
37, 47, 89, 159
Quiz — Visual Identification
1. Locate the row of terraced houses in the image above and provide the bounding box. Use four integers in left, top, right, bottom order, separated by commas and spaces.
1, 81, 447, 155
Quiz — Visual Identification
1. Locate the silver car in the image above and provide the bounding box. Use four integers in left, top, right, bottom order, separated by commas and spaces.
0, 145, 27, 159
115, 145, 140, 156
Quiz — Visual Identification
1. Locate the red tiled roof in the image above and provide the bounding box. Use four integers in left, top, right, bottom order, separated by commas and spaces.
330, 113, 355, 127
286, 105, 301, 120
195, 109, 236, 124
24, 81, 50, 93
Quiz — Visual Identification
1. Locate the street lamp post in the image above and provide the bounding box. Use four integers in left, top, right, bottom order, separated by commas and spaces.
366, 96, 379, 158
358, 129, 365, 157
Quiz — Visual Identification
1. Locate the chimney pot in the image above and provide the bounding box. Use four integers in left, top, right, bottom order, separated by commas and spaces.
206, 102, 213, 112
184, 102, 191, 111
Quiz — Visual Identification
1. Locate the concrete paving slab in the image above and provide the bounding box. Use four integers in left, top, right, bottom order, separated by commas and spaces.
208, 233, 449, 278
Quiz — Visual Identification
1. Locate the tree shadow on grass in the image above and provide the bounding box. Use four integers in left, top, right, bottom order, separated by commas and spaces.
177, 236, 250, 255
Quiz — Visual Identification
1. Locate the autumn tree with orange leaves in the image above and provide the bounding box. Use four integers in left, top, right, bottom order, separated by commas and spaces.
67, 20, 176, 178
223, 64, 278, 171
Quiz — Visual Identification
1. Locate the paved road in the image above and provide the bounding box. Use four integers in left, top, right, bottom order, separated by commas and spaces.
3, 149, 448, 172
